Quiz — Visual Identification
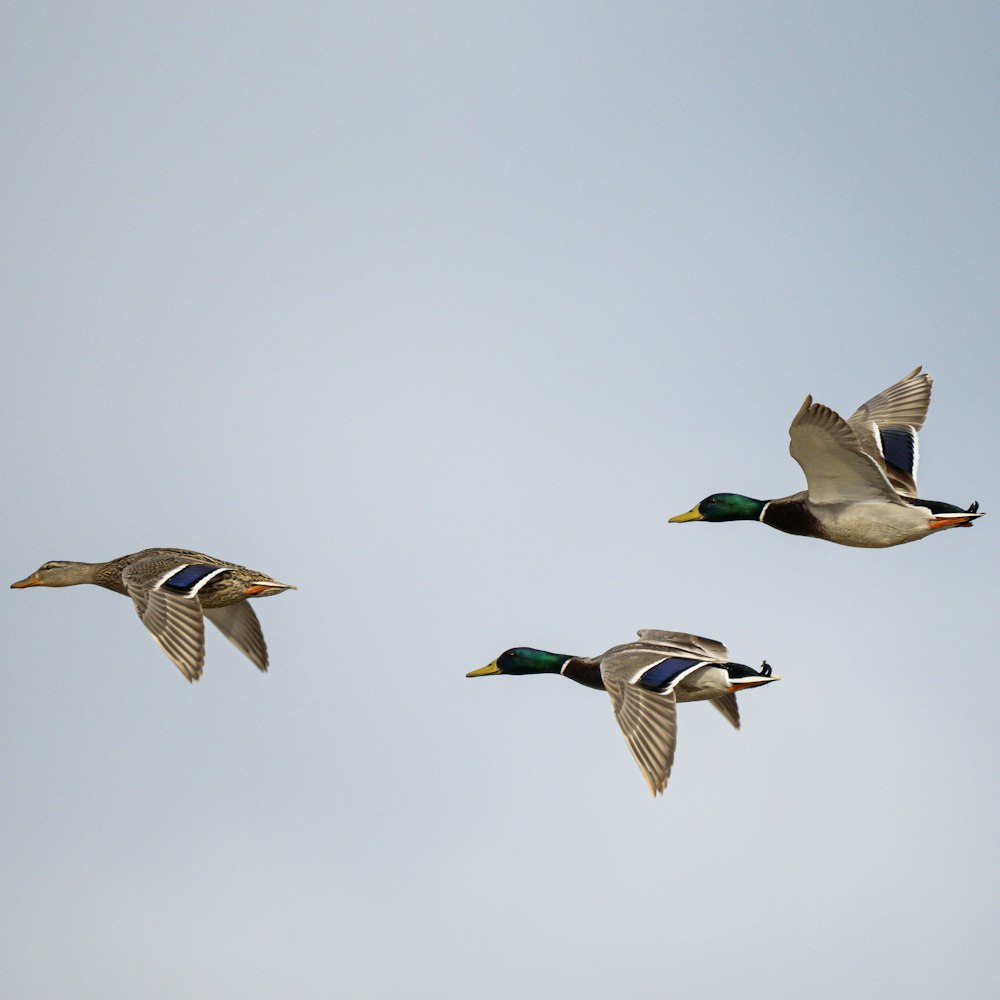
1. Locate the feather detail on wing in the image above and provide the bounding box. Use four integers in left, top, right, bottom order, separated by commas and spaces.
604, 645, 706, 691
789, 397, 904, 505
601, 643, 709, 795
634, 630, 729, 662
124, 569, 205, 682
204, 604, 269, 672
710, 692, 741, 730
847, 366, 932, 431
846, 367, 931, 496
605, 676, 678, 796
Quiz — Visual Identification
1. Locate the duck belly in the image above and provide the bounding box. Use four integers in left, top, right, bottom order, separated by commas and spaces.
811, 502, 931, 548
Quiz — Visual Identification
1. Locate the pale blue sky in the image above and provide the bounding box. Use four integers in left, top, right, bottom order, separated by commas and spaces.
2, 4, 998, 998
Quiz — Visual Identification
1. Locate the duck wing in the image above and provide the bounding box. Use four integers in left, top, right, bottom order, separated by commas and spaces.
789, 396, 903, 505
601, 642, 710, 795
635, 630, 729, 661
846, 366, 931, 496
709, 692, 741, 730
637, 632, 742, 728
122, 557, 214, 682
204, 604, 268, 672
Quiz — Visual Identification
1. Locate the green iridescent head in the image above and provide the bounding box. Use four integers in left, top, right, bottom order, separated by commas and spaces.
467, 647, 568, 678
669, 493, 766, 524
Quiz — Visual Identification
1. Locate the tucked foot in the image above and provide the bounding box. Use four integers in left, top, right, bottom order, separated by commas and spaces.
929, 514, 977, 530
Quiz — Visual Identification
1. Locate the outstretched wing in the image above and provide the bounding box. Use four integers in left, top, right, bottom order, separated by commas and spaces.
846, 366, 931, 496
710, 692, 741, 730
789, 396, 903, 505
601, 643, 708, 796
605, 677, 678, 796
122, 557, 217, 682
204, 603, 268, 672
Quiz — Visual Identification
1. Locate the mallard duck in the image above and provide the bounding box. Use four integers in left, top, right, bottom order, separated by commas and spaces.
11, 548, 295, 682
467, 630, 778, 796
669, 366, 984, 547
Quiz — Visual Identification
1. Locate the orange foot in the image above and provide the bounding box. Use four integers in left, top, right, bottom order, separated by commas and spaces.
928, 516, 976, 531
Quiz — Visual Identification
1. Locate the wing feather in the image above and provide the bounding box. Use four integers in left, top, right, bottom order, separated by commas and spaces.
635, 630, 729, 662
124, 558, 206, 681
846, 366, 932, 432
710, 692, 741, 730
846, 367, 931, 495
789, 397, 903, 505
602, 645, 689, 795
606, 679, 678, 796
204, 604, 269, 672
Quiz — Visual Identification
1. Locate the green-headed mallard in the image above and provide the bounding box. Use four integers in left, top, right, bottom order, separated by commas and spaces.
11, 548, 295, 682
467, 630, 778, 796
669, 366, 984, 547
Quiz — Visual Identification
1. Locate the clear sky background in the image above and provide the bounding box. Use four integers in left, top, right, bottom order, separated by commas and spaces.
2, 4, 998, 998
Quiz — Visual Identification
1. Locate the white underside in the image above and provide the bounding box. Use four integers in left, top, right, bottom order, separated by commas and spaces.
812, 500, 940, 547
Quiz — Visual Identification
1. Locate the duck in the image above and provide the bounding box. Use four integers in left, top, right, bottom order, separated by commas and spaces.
11, 548, 295, 682
467, 630, 778, 796
669, 366, 984, 548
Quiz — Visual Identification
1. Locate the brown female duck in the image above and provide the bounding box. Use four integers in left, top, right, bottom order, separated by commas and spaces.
11, 548, 295, 682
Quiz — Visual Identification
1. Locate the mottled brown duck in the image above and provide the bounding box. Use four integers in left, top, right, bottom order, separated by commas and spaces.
11, 548, 295, 682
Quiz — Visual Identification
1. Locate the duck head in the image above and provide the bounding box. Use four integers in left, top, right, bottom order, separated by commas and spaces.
11, 561, 97, 588
467, 647, 569, 678
669, 493, 766, 523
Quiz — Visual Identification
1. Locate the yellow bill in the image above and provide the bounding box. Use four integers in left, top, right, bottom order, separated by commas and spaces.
466, 660, 501, 678
668, 504, 704, 523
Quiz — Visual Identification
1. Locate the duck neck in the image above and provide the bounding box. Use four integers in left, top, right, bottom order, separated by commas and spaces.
50, 561, 109, 587
77, 558, 131, 592
760, 495, 826, 538
560, 656, 606, 691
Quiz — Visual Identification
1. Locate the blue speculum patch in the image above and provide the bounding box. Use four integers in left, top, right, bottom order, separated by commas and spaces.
164, 564, 222, 591
880, 426, 915, 476
637, 656, 696, 691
